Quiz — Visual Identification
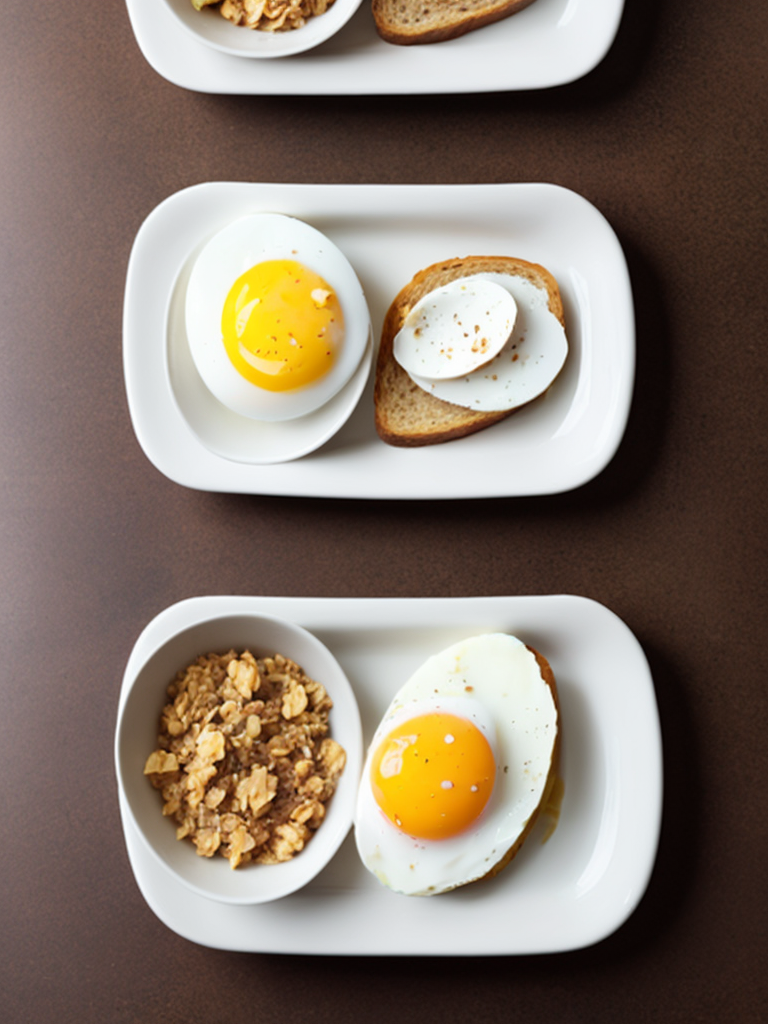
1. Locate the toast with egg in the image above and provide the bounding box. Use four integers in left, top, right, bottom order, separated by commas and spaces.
371, 0, 538, 45
373, 255, 566, 447
354, 634, 561, 896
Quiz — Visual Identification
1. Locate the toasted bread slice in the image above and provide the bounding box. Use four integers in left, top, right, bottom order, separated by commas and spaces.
371, 0, 537, 46
373, 255, 565, 448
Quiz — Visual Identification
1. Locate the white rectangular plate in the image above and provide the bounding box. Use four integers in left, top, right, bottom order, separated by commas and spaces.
125, 0, 625, 95
123, 182, 634, 498
117, 594, 662, 955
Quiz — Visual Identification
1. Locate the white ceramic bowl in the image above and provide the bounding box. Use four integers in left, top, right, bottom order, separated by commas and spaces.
161, 0, 363, 59
115, 611, 362, 904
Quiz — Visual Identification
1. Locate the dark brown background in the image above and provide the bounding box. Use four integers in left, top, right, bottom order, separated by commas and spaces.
2, 0, 766, 1021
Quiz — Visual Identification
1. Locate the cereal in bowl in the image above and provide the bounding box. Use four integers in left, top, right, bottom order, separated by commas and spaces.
143, 649, 346, 868
193, 0, 337, 32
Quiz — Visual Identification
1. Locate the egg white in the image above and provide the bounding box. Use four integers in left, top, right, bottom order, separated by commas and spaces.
404, 273, 568, 412
393, 278, 518, 380
185, 213, 371, 422
354, 633, 559, 896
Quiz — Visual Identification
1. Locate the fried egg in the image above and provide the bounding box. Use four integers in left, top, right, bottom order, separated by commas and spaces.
185, 213, 371, 422
354, 633, 559, 896
394, 272, 568, 412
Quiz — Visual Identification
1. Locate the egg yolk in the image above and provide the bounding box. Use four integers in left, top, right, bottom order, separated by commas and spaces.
221, 259, 344, 392
370, 713, 496, 841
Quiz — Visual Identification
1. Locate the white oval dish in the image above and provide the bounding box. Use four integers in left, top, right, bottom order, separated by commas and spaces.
166, 212, 373, 465
115, 611, 363, 905
160, 0, 364, 59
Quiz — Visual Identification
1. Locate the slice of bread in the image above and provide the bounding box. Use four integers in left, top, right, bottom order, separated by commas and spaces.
371, 0, 537, 46
373, 255, 565, 448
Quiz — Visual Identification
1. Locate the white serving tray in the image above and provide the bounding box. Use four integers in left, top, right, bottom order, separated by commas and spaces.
116, 594, 662, 955
124, 0, 625, 95
123, 182, 635, 498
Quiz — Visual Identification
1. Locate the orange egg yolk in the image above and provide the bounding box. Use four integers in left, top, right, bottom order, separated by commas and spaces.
221, 259, 343, 392
370, 713, 496, 841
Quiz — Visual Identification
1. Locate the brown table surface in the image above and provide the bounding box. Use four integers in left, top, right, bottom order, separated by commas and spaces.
2, 0, 766, 1020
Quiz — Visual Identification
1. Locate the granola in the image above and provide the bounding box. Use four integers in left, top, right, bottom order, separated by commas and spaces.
192, 0, 336, 33
144, 649, 346, 869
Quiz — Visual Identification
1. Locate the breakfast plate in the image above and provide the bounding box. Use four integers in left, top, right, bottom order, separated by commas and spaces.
116, 594, 662, 955
123, 181, 635, 498
124, 0, 625, 94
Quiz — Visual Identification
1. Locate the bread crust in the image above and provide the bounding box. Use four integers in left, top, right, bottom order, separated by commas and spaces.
373, 255, 565, 447
371, 0, 538, 46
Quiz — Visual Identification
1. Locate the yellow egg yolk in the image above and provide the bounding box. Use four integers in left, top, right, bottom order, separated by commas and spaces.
221, 259, 343, 392
370, 713, 496, 841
